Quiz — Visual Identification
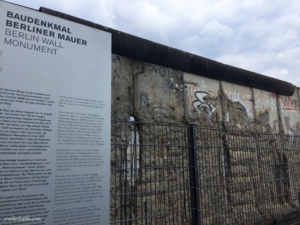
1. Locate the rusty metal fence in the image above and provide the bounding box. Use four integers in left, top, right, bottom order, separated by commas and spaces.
110, 120, 300, 225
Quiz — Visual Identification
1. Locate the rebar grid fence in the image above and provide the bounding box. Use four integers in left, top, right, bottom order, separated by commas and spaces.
110, 120, 300, 225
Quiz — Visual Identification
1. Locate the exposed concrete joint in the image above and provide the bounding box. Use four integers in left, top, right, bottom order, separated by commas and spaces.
276, 94, 284, 134
218, 81, 227, 130
297, 88, 300, 112
128, 86, 134, 118
250, 87, 256, 123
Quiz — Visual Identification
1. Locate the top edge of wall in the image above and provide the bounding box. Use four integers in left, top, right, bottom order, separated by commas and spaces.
38, 6, 295, 96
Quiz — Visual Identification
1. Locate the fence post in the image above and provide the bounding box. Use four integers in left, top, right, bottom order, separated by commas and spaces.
188, 124, 201, 225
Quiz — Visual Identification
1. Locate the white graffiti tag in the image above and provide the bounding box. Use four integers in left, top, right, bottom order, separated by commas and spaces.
192, 91, 217, 116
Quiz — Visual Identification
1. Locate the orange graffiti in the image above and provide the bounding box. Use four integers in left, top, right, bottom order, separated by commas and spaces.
207, 90, 217, 97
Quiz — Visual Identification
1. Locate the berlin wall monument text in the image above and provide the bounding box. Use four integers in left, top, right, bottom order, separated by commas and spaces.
0, 1, 111, 224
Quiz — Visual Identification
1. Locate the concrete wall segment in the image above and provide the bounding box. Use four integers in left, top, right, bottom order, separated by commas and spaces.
133, 61, 184, 123
220, 81, 254, 129
183, 72, 222, 126
278, 87, 300, 135
253, 88, 279, 133
6, 5, 296, 224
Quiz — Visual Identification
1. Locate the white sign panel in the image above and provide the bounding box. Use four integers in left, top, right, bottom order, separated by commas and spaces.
0, 1, 111, 224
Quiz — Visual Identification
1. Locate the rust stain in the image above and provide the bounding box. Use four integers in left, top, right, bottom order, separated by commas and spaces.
207, 90, 217, 97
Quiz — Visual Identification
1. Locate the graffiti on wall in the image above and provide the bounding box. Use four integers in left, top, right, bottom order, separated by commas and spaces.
112, 55, 121, 64
111, 55, 122, 86
280, 97, 298, 112
146, 63, 182, 99
288, 125, 300, 134
255, 90, 277, 113
224, 91, 249, 116
192, 91, 216, 116
147, 64, 158, 73
283, 115, 300, 135
139, 62, 184, 112
111, 70, 120, 86
185, 80, 217, 106
139, 92, 149, 110
255, 99, 277, 112
280, 95, 300, 134
184, 79, 218, 118
252, 90, 279, 133
139, 89, 169, 112
223, 82, 253, 119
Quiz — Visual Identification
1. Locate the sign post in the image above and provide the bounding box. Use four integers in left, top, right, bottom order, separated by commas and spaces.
0, 1, 111, 224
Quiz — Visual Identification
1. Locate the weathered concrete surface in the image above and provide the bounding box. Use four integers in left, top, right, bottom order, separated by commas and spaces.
131, 61, 188, 225
134, 61, 184, 123
135, 123, 191, 225
254, 135, 299, 224
278, 88, 300, 135
109, 55, 300, 225
196, 128, 229, 225
224, 133, 264, 224
110, 120, 133, 223
220, 81, 254, 129
111, 54, 133, 120
110, 55, 135, 223
183, 73, 222, 126
253, 88, 279, 133
110, 55, 300, 225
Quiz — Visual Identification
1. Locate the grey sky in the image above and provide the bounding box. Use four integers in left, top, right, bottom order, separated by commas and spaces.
6, 0, 300, 87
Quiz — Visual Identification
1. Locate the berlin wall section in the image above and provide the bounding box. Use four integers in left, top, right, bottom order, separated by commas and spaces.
109, 53, 300, 224
36, 7, 299, 224
1, 2, 299, 224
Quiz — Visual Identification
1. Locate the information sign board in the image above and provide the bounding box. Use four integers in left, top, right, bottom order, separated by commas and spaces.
0, 1, 111, 224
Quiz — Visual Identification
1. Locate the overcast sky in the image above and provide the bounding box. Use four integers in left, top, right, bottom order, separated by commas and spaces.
7, 0, 300, 87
